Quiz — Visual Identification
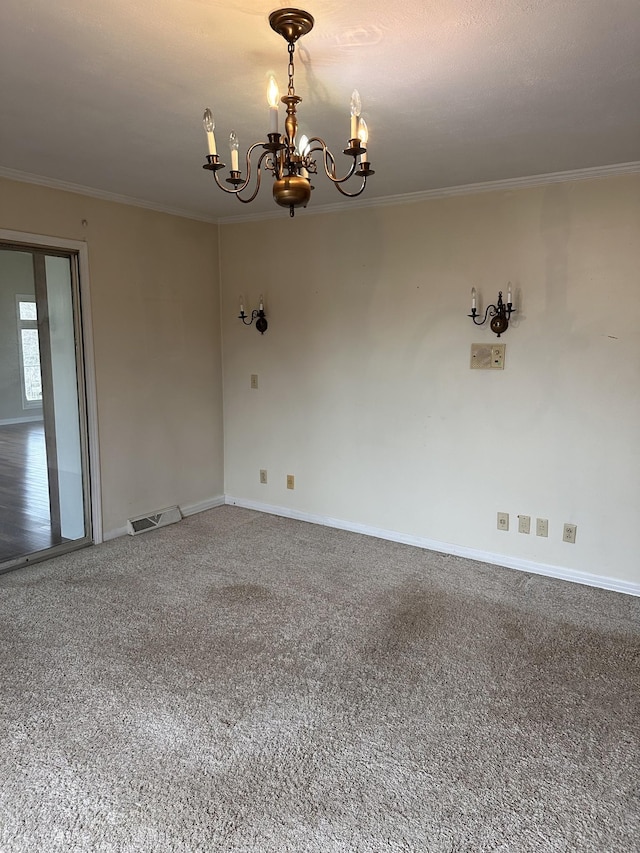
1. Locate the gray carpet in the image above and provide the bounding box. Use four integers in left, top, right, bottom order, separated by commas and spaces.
0, 506, 638, 852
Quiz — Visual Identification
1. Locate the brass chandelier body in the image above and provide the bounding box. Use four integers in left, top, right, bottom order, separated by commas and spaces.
203, 8, 374, 217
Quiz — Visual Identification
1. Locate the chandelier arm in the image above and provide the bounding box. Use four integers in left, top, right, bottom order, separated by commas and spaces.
333, 176, 368, 198
307, 137, 335, 177
307, 137, 358, 185
211, 142, 265, 195
323, 153, 357, 185
212, 169, 246, 195
233, 150, 271, 204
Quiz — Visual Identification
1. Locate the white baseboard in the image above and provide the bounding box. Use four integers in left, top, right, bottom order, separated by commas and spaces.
0, 415, 44, 426
180, 495, 226, 517
225, 496, 640, 598
102, 525, 129, 542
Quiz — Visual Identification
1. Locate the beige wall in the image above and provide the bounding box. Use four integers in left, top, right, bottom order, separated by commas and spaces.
220, 174, 640, 587
0, 177, 224, 537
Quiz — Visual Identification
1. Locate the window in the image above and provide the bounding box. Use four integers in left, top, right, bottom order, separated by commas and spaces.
16, 295, 42, 407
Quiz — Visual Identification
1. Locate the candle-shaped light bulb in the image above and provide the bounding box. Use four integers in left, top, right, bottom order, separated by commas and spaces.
358, 118, 369, 163
203, 108, 217, 156
239, 294, 245, 315
471, 287, 477, 311
507, 282, 513, 304
267, 76, 280, 134
350, 89, 361, 139
298, 133, 310, 178
229, 131, 239, 172
259, 294, 264, 311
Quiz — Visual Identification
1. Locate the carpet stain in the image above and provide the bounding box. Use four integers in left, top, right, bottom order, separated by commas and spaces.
207, 582, 276, 604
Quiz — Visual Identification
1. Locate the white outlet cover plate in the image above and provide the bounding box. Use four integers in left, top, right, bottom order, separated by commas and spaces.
518, 514, 531, 534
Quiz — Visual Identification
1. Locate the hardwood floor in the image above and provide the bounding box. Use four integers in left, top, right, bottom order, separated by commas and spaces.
0, 421, 65, 563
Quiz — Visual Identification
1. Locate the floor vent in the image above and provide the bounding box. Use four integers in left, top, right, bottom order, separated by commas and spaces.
127, 506, 182, 536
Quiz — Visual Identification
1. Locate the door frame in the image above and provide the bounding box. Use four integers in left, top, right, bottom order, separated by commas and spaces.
0, 228, 102, 545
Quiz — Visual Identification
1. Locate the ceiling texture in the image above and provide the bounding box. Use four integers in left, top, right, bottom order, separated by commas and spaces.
0, 0, 639, 223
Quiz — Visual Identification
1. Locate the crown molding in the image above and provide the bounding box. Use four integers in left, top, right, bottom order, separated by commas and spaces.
2, 160, 639, 228
0, 166, 219, 224
218, 160, 640, 224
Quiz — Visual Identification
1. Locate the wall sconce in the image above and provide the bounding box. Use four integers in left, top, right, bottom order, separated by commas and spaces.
239, 294, 268, 334
468, 284, 515, 337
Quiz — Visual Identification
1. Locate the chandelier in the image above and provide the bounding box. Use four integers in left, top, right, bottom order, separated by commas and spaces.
201, 7, 374, 217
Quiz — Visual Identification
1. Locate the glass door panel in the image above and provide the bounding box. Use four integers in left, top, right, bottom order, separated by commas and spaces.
44, 255, 85, 541
0, 245, 91, 569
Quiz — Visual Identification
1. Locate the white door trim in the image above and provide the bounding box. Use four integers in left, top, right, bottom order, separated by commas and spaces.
0, 228, 103, 544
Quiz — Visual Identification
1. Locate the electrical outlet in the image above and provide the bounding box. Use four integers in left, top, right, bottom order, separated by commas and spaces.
536, 518, 548, 537
497, 512, 509, 531
259, 469, 267, 484
518, 514, 531, 534
286, 474, 295, 490
250, 374, 258, 389
563, 523, 577, 544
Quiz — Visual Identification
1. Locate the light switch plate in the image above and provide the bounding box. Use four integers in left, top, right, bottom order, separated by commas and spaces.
491, 345, 505, 369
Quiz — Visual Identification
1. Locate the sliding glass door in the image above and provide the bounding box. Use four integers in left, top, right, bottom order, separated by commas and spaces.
0, 244, 92, 570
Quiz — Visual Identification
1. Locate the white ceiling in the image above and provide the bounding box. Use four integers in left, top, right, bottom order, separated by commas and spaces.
1, 0, 638, 222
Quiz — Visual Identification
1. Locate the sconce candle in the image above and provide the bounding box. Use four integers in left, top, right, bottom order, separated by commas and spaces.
471, 287, 477, 312
507, 282, 513, 304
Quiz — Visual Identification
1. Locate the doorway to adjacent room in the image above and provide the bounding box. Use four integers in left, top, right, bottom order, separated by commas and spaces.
0, 238, 97, 571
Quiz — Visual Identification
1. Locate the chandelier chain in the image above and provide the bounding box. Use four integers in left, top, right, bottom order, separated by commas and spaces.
287, 43, 296, 97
